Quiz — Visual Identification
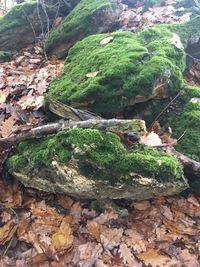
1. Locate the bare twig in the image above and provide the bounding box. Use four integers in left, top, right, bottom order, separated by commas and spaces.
149, 90, 182, 131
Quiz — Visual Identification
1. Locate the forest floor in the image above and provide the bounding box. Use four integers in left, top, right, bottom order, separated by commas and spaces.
0, 1, 200, 266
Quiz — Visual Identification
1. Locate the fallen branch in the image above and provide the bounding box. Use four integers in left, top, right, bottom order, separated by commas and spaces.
164, 147, 200, 177
0, 119, 146, 148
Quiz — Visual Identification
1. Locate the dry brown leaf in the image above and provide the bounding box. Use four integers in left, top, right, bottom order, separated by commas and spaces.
52, 218, 73, 252
17, 95, 35, 110
124, 229, 146, 253
18, 217, 31, 239
57, 194, 74, 209
1, 211, 12, 223
26, 253, 48, 266
0, 220, 18, 245
133, 200, 151, 211
163, 218, 197, 236
138, 249, 170, 267
119, 243, 141, 267
87, 221, 102, 242
100, 228, 123, 250
160, 205, 173, 221
79, 242, 103, 267
0, 116, 16, 137
94, 211, 118, 225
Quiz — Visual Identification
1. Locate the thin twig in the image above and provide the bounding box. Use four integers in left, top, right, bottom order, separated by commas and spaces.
177, 130, 187, 142
149, 90, 182, 131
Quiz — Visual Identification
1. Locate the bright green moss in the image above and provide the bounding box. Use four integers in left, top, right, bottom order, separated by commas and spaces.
48, 28, 185, 115
158, 86, 200, 161
7, 128, 184, 183
45, 0, 119, 55
7, 155, 28, 173
0, 51, 11, 62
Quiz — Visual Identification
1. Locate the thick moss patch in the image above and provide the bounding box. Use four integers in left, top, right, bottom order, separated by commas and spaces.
48, 28, 185, 115
7, 128, 184, 183
160, 86, 200, 161
45, 0, 121, 56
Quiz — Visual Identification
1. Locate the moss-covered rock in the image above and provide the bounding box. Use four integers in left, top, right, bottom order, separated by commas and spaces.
45, 0, 123, 58
48, 28, 185, 115
0, 51, 12, 62
0, 0, 69, 51
7, 128, 187, 199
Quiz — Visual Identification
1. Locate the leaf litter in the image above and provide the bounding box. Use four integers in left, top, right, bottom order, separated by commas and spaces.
0, 0, 200, 266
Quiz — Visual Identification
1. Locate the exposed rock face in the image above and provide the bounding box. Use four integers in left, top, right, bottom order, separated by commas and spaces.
12, 160, 187, 200
45, 0, 123, 58
7, 126, 188, 200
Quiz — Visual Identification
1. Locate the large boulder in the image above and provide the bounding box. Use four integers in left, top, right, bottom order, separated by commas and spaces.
7, 125, 188, 200
0, 0, 75, 52
48, 27, 185, 116
45, 0, 123, 58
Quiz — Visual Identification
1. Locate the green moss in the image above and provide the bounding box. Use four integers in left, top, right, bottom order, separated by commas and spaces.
48, 28, 185, 115
0, 0, 57, 35
7, 128, 184, 183
0, 1, 37, 33
45, 0, 119, 55
0, 51, 11, 62
157, 86, 200, 161
7, 155, 28, 173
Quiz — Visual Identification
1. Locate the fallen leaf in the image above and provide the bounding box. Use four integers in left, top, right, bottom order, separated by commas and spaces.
100, 36, 114, 46
138, 249, 170, 267
100, 228, 123, 250
79, 242, 103, 267
87, 221, 102, 242
0, 116, 16, 137
52, 218, 73, 252
86, 71, 99, 78
119, 243, 141, 267
133, 200, 151, 211
0, 220, 18, 245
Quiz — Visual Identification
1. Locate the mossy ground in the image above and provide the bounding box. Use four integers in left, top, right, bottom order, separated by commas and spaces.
48, 28, 185, 115
0, 51, 11, 62
45, 0, 119, 55
7, 128, 184, 184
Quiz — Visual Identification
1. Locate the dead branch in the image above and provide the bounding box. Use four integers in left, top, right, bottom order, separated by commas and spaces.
0, 119, 145, 148
163, 147, 200, 177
